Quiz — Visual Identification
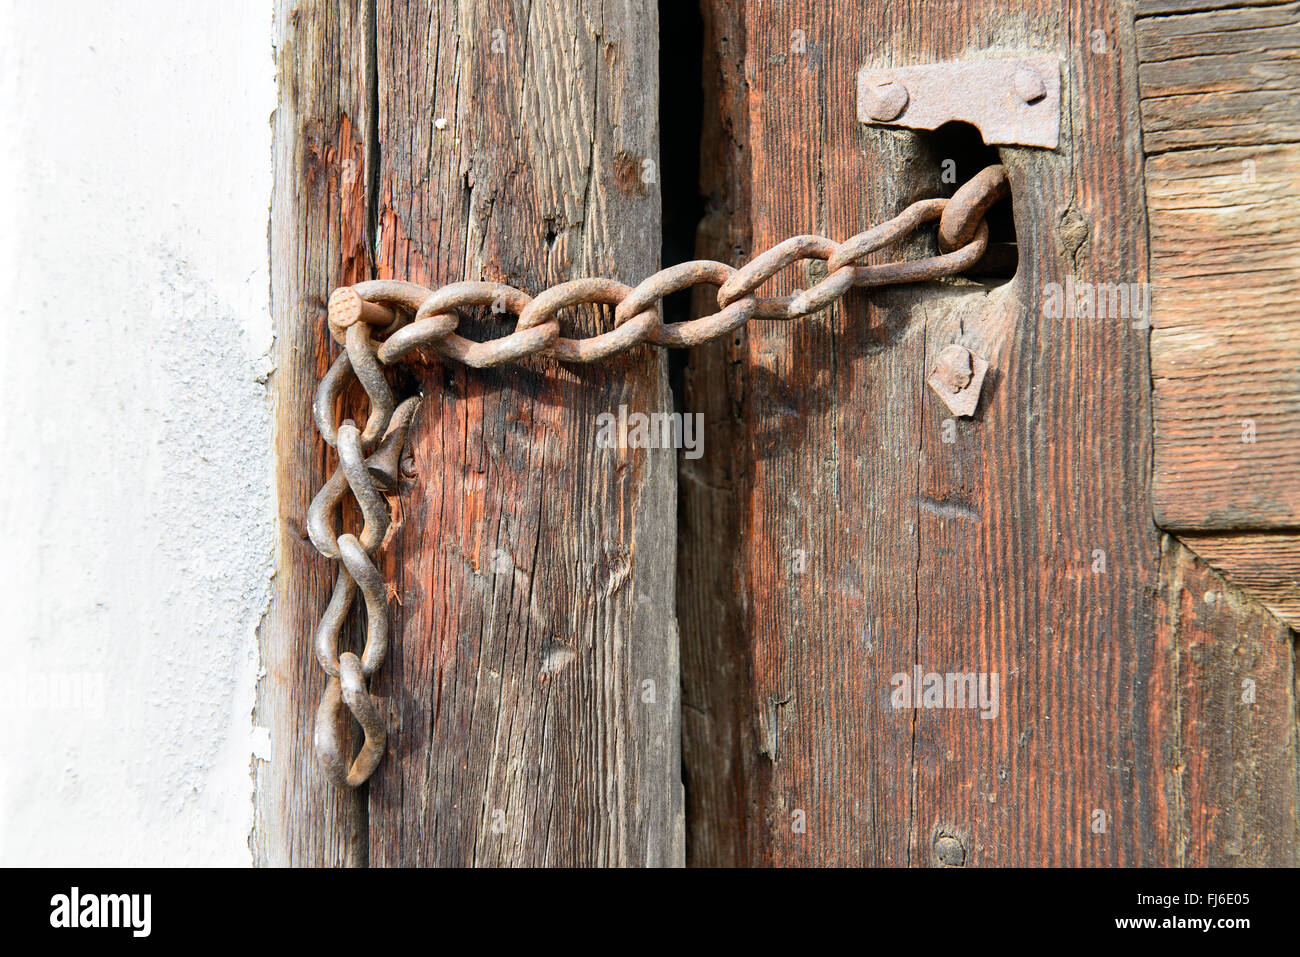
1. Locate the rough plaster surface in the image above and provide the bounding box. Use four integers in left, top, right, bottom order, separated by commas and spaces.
0, 1, 275, 865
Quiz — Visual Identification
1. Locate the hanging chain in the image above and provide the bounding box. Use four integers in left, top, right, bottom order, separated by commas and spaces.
308, 164, 1010, 787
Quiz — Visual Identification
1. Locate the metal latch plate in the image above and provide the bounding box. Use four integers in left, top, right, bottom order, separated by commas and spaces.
857, 55, 1061, 149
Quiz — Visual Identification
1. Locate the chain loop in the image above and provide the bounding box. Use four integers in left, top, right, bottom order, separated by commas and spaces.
518, 278, 661, 363
939, 165, 1011, 252
307, 165, 1010, 787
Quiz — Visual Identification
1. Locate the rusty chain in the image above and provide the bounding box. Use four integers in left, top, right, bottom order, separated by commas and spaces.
308, 164, 1010, 787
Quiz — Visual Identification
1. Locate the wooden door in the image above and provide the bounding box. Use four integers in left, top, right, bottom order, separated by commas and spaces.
259, 0, 680, 868
258, 0, 1299, 867
680, 0, 1298, 867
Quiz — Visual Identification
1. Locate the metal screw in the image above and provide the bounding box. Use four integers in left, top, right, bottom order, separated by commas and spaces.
863, 77, 909, 121
1013, 67, 1046, 104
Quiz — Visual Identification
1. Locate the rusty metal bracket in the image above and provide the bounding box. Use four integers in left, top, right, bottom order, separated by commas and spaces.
858, 56, 1061, 149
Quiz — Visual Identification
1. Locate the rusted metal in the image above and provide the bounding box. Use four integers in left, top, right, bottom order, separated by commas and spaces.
619, 260, 755, 347
928, 343, 990, 417
857, 56, 1061, 149
518, 278, 661, 363
861, 78, 909, 121
327, 287, 394, 343
308, 164, 1012, 788
939, 165, 1011, 252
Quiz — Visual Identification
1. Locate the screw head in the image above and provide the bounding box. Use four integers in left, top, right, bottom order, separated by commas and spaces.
934, 834, 967, 867
863, 77, 909, 121
1014, 67, 1046, 104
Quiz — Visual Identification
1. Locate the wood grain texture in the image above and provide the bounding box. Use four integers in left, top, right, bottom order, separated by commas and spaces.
1136, 2, 1300, 153
366, 0, 682, 866
1138, 0, 1290, 10
1153, 535, 1298, 864
1147, 144, 1300, 530
678, 0, 1299, 865
1182, 534, 1300, 629
256, 0, 373, 868
677, 0, 757, 867
1140, 2, 1300, 544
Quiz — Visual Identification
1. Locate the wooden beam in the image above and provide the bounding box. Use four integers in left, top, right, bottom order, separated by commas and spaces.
1137, 2, 1300, 153
1147, 144, 1300, 531
1137, 0, 1291, 14
1139, 1, 1300, 634
1140, 4, 1300, 532
1155, 536, 1299, 864
678, 0, 756, 867
257, 0, 373, 868
365, 0, 681, 866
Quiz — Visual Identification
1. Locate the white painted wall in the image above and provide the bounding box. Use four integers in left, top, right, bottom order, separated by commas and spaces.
0, 0, 275, 865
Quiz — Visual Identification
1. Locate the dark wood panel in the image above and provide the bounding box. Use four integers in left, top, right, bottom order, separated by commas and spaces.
366, 0, 682, 866
679, 0, 1298, 866
678, 0, 759, 868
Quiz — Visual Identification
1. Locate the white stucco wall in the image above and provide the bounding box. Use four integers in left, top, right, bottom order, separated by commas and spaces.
0, 1, 275, 865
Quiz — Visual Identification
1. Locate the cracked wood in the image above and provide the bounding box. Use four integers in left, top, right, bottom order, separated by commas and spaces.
366, 0, 682, 866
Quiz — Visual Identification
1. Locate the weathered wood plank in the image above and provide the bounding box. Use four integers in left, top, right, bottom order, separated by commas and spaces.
1136, 2, 1300, 152
1140, 0, 1300, 560
679, 0, 1299, 866
256, 0, 373, 867
1181, 534, 1300, 629
1147, 143, 1300, 530
1153, 535, 1298, 864
678, 0, 758, 868
367, 0, 682, 866
1138, 0, 1290, 11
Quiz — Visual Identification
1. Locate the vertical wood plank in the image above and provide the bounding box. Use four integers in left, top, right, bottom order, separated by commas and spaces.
257, 0, 372, 867
680, 0, 1298, 866
367, 0, 681, 866
1153, 536, 1298, 865
678, 0, 758, 868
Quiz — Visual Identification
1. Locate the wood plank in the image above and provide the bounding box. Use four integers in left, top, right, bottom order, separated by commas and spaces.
1138, 0, 1290, 12
366, 0, 682, 866
1182, 534, 1300, 629
679, 0, 1299, 866
256, 0, 372, 868
1140, 1, 1300, 545
1153, 536, 1298, 864
1148, 143, 1300, 530
1136, 2, 1300, 152
678, 0, 759, 867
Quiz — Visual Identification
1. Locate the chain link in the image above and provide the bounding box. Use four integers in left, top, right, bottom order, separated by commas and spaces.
308, 165, 1010, 787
